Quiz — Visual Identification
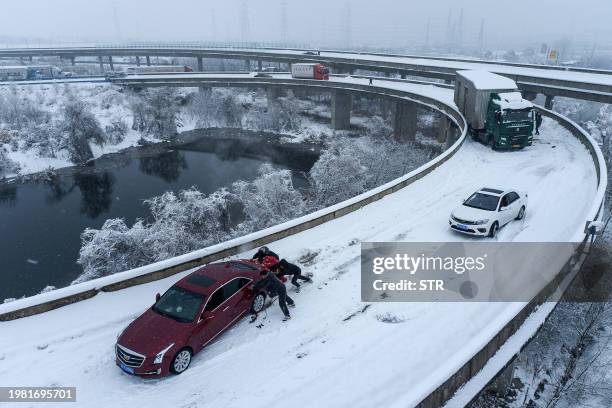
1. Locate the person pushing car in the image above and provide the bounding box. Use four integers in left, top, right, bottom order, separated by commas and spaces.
252, 246, 279, 263
270, 259, 312, 292
253, 269, 295, 321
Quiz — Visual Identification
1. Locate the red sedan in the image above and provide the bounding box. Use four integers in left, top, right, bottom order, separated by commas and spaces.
115, 260, 268, 377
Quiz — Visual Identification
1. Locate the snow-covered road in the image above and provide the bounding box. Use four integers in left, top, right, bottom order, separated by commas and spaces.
0, 119, 598, 408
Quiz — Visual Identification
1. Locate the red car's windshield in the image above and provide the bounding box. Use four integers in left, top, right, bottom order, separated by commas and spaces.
153, 286, 205, 323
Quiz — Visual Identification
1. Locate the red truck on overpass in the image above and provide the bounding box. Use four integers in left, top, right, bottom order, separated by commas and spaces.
291, 63, 330, 80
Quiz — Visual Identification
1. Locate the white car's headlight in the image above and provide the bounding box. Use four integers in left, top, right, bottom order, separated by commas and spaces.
153, 343, 175, 365
474, 219, 489, 225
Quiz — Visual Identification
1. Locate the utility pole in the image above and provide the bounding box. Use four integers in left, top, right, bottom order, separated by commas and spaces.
240, 0, 250, 44
111, 1, 122, 41
211, 8, 218, 40
478, 18, 485, 56
344, 2, 352, 49
445, 10, 453, 51
457, 8, 464, 49
280, 0, 288, 44
425, 18, 430, 50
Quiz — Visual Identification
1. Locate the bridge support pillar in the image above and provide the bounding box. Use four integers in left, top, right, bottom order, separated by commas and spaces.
331, 90, 352, 130
437, 116, 451, 143
258, 60, 263, 71
71, 57, 75, 66
267, 87, 282, 106
98, 56, 104, 73
244, 59, 251, 71
146, 56, 151, 66
544, 94, 555, 110
393, 102, 417, 141
135, 56, 141, 67
333, 64, 354, 75
400, 72, 407, 79
197, 56, 204, 72
108, 56, 114, 71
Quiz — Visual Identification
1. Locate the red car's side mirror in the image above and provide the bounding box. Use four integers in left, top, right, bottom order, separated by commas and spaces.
155, 293, 161, 302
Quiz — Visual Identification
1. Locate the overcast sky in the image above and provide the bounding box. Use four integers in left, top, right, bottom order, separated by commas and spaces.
1, 0, 611, 50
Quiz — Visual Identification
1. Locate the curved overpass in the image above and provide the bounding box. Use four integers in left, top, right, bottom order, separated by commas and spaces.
1, 45, 612, 103
0, 66, 607, 408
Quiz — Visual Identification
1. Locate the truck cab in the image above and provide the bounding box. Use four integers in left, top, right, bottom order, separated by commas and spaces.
484, 92, 534, 149
455, 70, 535, 150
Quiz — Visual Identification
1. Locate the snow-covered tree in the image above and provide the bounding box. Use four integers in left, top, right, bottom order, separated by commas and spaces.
233, 164, 304, 232
62, 99, 106, 163
76, 218, 153, 283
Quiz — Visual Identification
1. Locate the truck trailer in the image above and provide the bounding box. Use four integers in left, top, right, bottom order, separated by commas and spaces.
455, 70, 535, 150
290, 63, 330, 80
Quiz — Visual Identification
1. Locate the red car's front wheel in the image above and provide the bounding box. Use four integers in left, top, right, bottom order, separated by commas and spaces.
170, 348, 192, 374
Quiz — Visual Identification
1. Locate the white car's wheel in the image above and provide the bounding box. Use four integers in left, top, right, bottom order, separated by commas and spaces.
488, 222, 499, 238
516, 206, 526, 220
171, 348, 192, 374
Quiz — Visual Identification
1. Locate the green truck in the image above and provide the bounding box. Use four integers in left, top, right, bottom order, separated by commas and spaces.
454, 70, 535, 150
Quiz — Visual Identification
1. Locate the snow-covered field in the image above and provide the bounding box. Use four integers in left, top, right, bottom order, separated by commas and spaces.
0, 117, 598, 408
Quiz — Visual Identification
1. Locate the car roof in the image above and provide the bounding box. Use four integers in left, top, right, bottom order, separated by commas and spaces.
174, 260, 264, 296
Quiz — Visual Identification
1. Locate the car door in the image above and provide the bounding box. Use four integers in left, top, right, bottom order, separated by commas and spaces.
507, 192, 521, 218
190, 287, 230, 352
220, 277, 253, 322
498, 194, 513, 225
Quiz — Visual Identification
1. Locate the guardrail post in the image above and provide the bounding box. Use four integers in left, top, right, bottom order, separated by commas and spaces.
331, 90, 352, 130
393, 102, 417, 141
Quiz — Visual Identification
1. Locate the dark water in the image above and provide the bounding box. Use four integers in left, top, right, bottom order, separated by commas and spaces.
0, 130, 317, 300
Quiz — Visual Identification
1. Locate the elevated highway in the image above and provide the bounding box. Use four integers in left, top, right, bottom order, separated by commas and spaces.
1, 45, 611, 104
0, 58, 607, 407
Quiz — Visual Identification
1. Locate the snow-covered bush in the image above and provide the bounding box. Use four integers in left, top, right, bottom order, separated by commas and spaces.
130, 88, 181, 139
76, 165, 303, 280
308, 142, 368, 208
308, 136, 436, 209
0, 147, 19, 178
62, 99, 106, 163
76, 218, 153, 283
233, 164, 304, 232
105, 118, 128, 145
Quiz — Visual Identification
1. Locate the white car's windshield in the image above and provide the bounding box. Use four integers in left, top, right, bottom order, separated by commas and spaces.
463, 193, 500, 211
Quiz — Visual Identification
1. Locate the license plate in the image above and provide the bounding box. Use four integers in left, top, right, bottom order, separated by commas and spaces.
120, 362, 134, 375
456, 224, 468, 231
512, 144, 521, 148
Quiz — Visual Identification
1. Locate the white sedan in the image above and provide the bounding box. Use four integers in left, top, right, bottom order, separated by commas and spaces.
449, 188, 528, 238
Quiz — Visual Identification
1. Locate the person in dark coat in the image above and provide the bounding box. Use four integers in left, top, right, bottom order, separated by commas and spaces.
252, 246, 279, 263
253, 270, 294, 321
271, 259, 312, 292
535, 112, 543, 135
